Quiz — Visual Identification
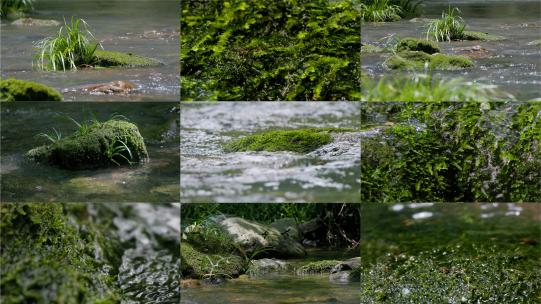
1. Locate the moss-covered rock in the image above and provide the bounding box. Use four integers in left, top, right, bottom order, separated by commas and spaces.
93, 50, 163, 68
0, 78, 63, 101
395, 38, 440, 54
180, 243, 244, 279
361, 44, 385, 54
223, 129, 335, 153
296, 260, 342, 275
27, 119, 148, 170
462, 30, 505, 41
385, 51, 474, 70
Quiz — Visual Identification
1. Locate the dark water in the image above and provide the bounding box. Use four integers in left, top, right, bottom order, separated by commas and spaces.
0, 102, 180, 202
361, 0, 541, 101
180, 102, 360, 203
1, 0, 180, 101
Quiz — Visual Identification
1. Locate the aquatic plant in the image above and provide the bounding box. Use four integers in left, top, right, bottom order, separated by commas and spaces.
181, 0, 360, 101
0, 0, 34, 18
361, 0, 402, 22
0, 78, 63, 101
36, 128, 62, 143
34, 17, 102, 71
426, 7, 466, 42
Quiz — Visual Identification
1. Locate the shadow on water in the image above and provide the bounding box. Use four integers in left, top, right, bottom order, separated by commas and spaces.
0, 102, 180, 202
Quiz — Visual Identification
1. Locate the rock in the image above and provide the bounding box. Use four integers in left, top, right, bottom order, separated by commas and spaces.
396, 38, 440, 55
180, 279, 201, 288
462, 31, 505, 42
211, 215, 306, 258
454, 45, 492, 59
247, 258, 288, 276
81, 81, 135, 95
385, 51, 474, 70
1, 78, 63, 101
26, 119, 148, 170
180, 242, 244, 279
93, 50, 163, 68
11, 18, 60, 26
329, 257, 360, 283
296, 260, 342, 275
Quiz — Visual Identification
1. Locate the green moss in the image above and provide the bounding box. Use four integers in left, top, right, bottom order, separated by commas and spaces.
361, 44, 385, 54
93, 50, 162, 68
0, 78, 63, 101
462, 30, 505, 41
0, 203, 120, 304
296, 260, 341, 275
180, 243, 244, 279
223, 129, 335, 153
386, 51, 473, 70
395, 38, 440, 54
27, 119, 148, 170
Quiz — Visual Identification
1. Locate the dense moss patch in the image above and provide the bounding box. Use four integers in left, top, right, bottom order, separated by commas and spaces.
180, 243, 244, 279
93, 50, 163, 68
385, 51, 473, 70
462, 30, 505, 41
0, 78, 63, 101
181, 0, 361, 101
223, 129, 338, 153
395, 38, 440, 54
27, 119, 148, 170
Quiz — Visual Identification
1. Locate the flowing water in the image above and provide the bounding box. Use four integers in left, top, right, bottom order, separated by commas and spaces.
181, 249, 359, 304
361, 0, 541, 101
0, 102, 180, 202
1, 0, 179, 101
180, 102, 360, 203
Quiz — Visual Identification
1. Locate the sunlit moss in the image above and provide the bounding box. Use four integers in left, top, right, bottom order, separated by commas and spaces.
0, 78, 63, 101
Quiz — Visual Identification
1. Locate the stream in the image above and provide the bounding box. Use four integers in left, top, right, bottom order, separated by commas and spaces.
361, 0, 541, 101
0, 0, 179, 101
180, 102, 360, 203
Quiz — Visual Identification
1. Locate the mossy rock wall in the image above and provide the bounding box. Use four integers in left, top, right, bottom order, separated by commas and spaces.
0, 79, 63, 101
27, 119, 148, 170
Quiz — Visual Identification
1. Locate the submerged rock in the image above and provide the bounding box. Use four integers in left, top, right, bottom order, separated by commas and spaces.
27, 119, 148, 170
11, 17, 60, 26
81, 80, 136, 95
462, 31, 505, 41
0, 78, 63, 101
93, 50, 163, 68
385, 51, 474, 70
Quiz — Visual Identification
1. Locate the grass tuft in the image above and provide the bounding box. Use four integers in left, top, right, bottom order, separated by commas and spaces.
361, 0, 402, 22
426, 6, 465, 42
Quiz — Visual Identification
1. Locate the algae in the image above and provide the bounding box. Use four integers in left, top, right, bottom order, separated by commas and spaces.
180, 243, 245, 279
0, 78, 63, 102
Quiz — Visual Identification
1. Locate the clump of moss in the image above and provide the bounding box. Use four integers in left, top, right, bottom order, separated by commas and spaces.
180, 243, 244, 279
361, 44, 385, 54
27, 119, 148, 170
93, 50, 163, 68
296, 260, 342, 275
462, 30, 505, 41
0, 78, 63, 101
385, 51, 473, 70
395, 38, 440, 54
223, 129, 335, 153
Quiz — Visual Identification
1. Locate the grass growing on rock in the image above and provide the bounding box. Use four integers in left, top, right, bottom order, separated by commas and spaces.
426, 6, 465, 42
223, 129, 343, 153
0, 78, 63, 101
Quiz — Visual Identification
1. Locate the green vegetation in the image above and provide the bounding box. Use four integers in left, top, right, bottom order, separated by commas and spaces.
181, 0, 360, 101
361, 0, 402, 22
0, 203, 120, 304
296, 260, 341, 275
181, 243, 245, 280
395, 37, 440, 54
426, 6, 465, 42
361, 204, 541, 303
385, 50, 473, 70
93, 50, 162, 68
0, 0, 33, 18
0, 78, 63, 101
462, 30, 505, 41
34, 17, 101, 71
223, 129, 336, 153
361, 102, 541, 202
27, 118, 148, 170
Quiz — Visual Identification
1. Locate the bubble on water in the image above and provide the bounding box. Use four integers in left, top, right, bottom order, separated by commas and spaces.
391, 204, 404, 212
412, 212, 433, 220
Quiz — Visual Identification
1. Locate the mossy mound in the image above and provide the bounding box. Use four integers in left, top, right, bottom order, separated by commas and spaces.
385, 51, 474, 70
361, 44, 385, 54
180, 243, 244, 279
93, 50, 163, 68
0, 78, 63, 101
223, 129, 337, 153
0, 203, 121, 304
462, 30, 505, 41
296, 260, 342, 275
27, 119, 148, 170
395, 38, 440, 54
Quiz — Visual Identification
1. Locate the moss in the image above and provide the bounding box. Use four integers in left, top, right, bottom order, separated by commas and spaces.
0, 203, 121, 304
462, 30, 505, 41
93, 50, 162, 68
386, 51, 473, 70
361, 44, 385, 54
27, 119, 148, 170
223, 129, 335, 153
180, 243, 244, 279
395, 38, 440, 54
296, 260, 342, 275
0, 78, 63, 101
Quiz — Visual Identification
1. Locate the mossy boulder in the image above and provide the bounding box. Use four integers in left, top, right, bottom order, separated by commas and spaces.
180, 242, 244, 279
462, 31, 505, 41
395, 38, 440, 55
296, 260, 342, 275
93, 50, 163, 68
385, 51, 474, 70
26, 119, 148, 170
0, 78, 63, 101
223, 129, 337, 153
